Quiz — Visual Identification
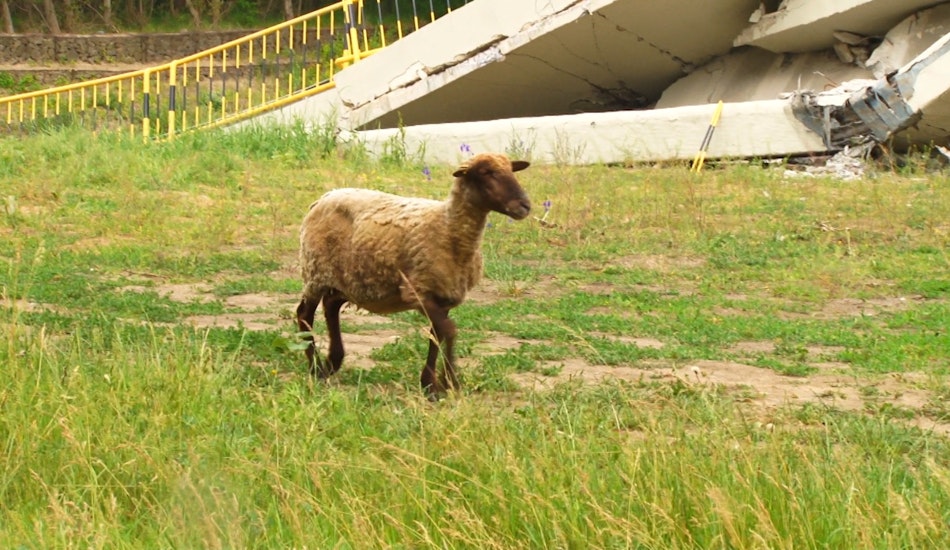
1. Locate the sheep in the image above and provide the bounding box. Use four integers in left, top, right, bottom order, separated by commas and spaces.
296, 153, 531, 399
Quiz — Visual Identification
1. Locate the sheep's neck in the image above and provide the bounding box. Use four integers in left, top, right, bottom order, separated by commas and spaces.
444, 190, 489, 263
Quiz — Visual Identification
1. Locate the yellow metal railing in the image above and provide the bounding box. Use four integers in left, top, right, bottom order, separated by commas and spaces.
0, 0, 468, 140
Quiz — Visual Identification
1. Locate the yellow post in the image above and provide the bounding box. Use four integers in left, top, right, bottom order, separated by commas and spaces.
690, 100, 723, 173
142, 70, 151, 140
168, 62, 177, 140
129, 79, 135, 135
343, 0, 362, 66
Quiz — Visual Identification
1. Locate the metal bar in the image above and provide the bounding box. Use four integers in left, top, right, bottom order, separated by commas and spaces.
376, 0, 386, 47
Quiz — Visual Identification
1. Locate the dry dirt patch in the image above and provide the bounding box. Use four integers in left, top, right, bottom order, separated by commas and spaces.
589, 331, 665, 349
119, 282, 216, 303
512, 357, 949, 435
728, 340, 846, 361
111, 277, 948, 435
154, 286, 412, 367
186, 312, 276, 331
610, 254, 706, 272
778, 296, 924, 320
818, 296, 921, 318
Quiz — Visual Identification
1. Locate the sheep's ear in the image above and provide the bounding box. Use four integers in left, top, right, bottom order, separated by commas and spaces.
453, 167, 468, 177
511, 160, 530, 172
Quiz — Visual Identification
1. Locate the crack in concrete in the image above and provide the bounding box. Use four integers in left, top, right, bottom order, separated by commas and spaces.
423, 35, 508, 76
410, 0, 592, 81
373, 0, 645, 105
515, 52, 648, 111
595, 12, 693, 73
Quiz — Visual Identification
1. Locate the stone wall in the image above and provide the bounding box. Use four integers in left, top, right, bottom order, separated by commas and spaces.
0, 30, 254, 65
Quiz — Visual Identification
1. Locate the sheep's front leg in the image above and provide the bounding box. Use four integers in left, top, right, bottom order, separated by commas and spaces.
296, 297, 320, 375
420, 300, 459, 400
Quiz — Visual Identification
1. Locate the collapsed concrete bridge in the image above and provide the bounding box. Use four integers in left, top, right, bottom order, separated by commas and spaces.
255, 0, 950, 165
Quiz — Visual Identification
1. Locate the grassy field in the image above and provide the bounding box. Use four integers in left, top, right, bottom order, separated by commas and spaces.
1, 124, 949, 548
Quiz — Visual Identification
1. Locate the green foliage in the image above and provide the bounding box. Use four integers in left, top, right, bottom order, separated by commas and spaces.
0, 72, 41, 94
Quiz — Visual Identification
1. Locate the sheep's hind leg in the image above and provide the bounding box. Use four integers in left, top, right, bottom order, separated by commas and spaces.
420, 300, 459, 401
321, 291, 347, 377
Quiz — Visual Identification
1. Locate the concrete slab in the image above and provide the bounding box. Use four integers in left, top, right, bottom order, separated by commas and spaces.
246, 0, 950, 164
657, 47, 871, 108
735, 0, 947, 53
355, 99, 827, 165
357, 27, 950, 165
330, 0, 761, 129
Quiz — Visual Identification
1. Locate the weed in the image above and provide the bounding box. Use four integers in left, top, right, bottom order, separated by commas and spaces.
380, 116, 425, 167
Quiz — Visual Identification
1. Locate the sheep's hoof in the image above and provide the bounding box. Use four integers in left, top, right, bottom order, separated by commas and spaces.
421, 379, 446, 401
425, 388, 447, 402
310, 357, 334, 379
423, 379, 458, 402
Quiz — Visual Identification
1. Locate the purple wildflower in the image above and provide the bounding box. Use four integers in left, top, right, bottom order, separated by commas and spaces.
422, 165, 432, 181
539, 199, 553, 223
460, 143, 472, 155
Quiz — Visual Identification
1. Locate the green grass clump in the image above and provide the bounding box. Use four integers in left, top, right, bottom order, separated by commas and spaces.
1, 125, 949, 547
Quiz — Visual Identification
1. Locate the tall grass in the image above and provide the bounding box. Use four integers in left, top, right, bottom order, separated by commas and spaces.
1, 125, 949, 547
2, 321, 950, 547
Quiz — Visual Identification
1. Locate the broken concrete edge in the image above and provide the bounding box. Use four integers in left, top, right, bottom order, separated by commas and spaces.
895, 30, 950, 109
336, 0, 618, 128
349, 99, 828, 167
792, 32, 950, 149
734, 0, 947, 53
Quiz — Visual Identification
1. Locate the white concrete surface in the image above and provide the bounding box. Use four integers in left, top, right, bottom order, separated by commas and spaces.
356, 100, 827, 166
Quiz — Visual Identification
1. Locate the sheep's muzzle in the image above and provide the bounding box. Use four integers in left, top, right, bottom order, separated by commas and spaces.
506, 197, 532, 220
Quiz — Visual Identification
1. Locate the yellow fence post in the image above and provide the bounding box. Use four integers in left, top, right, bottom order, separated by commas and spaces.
342, 0, 362, 67
168, 62, 177, 140
142, 69, 151, 140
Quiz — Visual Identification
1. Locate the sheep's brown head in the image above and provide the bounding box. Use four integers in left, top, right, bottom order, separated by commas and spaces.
453, 153, 531, 220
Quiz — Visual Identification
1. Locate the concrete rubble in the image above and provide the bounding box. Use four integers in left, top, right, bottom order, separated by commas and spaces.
254, 0, 950, 167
